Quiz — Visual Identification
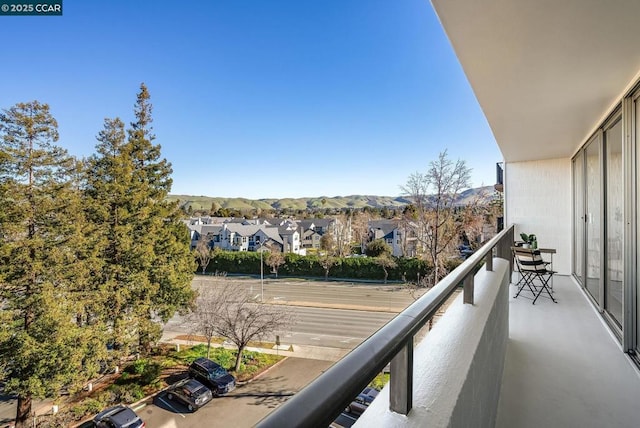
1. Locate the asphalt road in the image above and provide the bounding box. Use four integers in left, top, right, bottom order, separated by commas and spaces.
164, 305, 396, 349
139, 357, 333, 428
192, 276, 420, 313
163, 276, 420, 349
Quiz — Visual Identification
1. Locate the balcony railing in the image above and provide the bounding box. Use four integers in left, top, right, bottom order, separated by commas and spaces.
257, 225, 515, 427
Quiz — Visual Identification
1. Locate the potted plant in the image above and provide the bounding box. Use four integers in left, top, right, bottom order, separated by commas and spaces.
520, 233, 538, 249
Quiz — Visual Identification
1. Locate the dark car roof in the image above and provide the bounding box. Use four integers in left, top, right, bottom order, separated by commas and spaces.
183, 378, 207, 393
362, 387, 378, 396
358, 387, 379, 402
94, 405, 140, 426
192, 357, 222, 370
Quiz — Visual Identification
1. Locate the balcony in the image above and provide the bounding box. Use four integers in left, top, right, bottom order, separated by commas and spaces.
258, 227, 640, 427
354, 274, 640, 428
496, 275, 640, 428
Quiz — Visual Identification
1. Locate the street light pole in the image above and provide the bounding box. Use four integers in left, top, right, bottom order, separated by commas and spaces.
260, 247, 264, 302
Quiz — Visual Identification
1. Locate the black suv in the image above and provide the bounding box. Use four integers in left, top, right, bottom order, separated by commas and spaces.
188, 357, 236, 395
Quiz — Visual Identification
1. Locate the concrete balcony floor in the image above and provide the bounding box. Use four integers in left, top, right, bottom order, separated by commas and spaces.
496, 275, 640, 428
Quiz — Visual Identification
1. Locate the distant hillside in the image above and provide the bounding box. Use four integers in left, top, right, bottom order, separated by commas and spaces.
168, 186, 496, 212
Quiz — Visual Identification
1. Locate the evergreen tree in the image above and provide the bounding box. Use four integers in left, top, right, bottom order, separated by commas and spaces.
85, 117, 139, 357
0, 101, 102, 427
86, 84, 195, 355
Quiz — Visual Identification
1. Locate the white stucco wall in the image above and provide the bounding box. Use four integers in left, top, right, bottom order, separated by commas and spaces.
505, 158, 571, 274
354, 258, 510, 428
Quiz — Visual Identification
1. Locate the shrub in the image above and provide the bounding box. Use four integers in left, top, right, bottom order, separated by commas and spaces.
365, 239, 391, 257
70, 398, 103, 419
140, 362, 162, 385
131, 358, 149, 375
124, 385, 146, 403
213, 348, 234, 369
107, 383, 145, 403
369, 372, 390, 390
96, 390, 116, 406
71, 403, 89, 419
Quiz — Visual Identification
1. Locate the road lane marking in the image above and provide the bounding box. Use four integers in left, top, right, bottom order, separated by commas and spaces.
157, 396, 186, 418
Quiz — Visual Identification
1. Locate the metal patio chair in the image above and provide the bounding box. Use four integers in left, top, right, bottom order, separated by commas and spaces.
512, 247, 557, 304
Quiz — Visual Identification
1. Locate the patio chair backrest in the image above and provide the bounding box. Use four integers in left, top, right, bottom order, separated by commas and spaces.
513, 248, 547, 272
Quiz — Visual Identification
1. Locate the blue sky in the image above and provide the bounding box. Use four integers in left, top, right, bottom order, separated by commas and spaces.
0, 0, 500, 199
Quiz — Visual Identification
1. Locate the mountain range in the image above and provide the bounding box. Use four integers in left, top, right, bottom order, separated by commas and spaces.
168, 186, 497, 212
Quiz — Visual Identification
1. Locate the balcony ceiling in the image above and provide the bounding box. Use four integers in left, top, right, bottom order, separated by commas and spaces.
431, 0, 640, 162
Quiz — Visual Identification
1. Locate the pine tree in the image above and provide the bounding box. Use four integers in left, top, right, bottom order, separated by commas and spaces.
86, 84, 195, 355
0, 101, 102, 427
85, 117, 140, 357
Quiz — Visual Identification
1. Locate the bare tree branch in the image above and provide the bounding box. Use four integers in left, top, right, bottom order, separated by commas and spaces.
195, 237, 212, 274
190, 282, 294, 371
401, 150, 472, 285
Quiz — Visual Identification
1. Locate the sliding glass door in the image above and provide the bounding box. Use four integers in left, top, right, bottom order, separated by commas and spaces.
572, 112, 624, 335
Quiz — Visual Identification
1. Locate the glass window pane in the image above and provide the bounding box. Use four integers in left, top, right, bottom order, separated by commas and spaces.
605, 119, 623, 327
573, 153, 584, 283
585, 138, 601, 303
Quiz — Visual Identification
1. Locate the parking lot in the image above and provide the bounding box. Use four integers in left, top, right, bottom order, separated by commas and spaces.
138, 357, 333, 428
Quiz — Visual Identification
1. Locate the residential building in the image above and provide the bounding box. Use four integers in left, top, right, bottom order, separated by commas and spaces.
185, 217, 303, 254
300, 227, 322, 249
367, 220, 402, 257
366, 220, 420, 257
278, 225, 301, 254
296, 218, 338, 249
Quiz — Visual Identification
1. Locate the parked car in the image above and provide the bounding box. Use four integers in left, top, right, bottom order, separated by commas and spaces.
166, 378, 213, 411
189, 357, 236, 396
458, 244, 474, 259
93, 405, 145, 428
345, 387, 379, 415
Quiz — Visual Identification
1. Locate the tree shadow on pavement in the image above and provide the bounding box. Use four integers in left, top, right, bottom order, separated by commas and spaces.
227, 375, 295, 409
229, 391, 294, 409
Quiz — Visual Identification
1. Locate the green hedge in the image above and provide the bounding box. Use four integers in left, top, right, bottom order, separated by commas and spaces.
203, 250, 433, 282
207, 251, 262, 274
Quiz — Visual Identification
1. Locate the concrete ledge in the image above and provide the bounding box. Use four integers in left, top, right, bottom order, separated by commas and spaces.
355, 258, 510, 428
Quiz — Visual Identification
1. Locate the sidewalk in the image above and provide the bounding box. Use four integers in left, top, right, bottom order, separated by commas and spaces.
160, 331, 350, 362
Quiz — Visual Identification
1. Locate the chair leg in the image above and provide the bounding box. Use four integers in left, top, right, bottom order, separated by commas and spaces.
532, 274, 557, 304
515, 272, 538, 299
